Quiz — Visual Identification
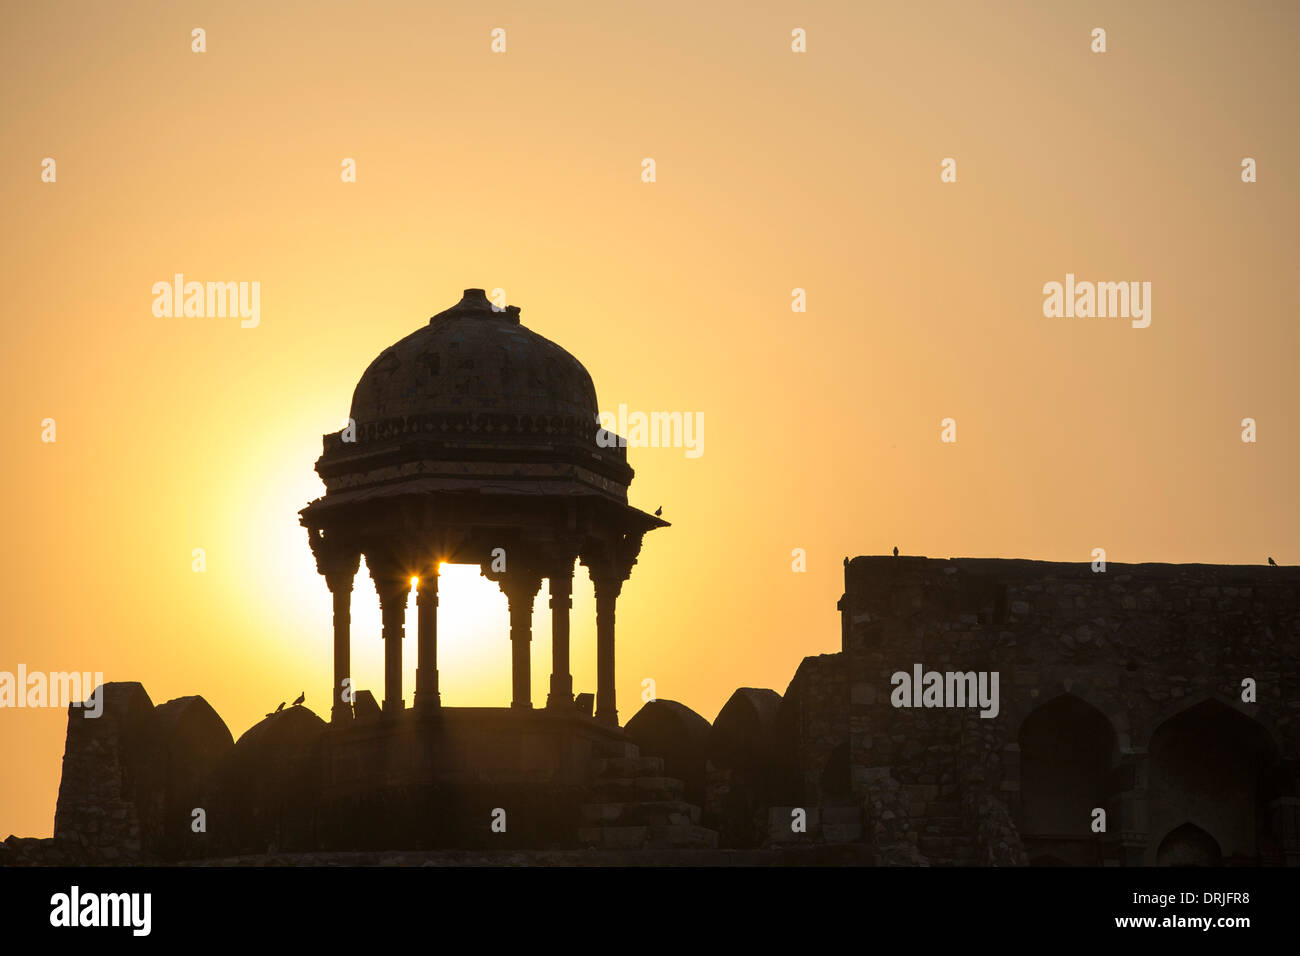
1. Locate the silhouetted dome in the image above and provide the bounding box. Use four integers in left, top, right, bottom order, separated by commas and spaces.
230, 705, 326, 757
349, 289, 598, 425
710, 687, 782, 771
155, 695, 233, 770
207, 708, 327, 855
625, 699, 712, 804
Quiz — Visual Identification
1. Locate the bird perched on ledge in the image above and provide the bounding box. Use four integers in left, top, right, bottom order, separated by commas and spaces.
293, 691, 305, 706
893, 546, 899, 557
1268, 557, 1277, 566
266, 701, 285, 717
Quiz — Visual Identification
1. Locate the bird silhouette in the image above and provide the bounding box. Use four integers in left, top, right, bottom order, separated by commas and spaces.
654, 506, 662, 517
1268, 557, 1277, 566
266, 701, 285, 717
293, 691, 305, 706
893, 546, 899, 557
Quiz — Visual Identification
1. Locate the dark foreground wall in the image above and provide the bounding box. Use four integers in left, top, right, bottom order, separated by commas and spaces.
7, 555, 1298, 867
829, 556, 1300, 865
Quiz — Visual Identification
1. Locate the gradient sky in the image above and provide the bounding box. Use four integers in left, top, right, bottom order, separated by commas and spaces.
2, 0, 1296, 837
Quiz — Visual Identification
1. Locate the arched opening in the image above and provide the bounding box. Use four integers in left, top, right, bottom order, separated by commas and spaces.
1156, 822, 1222, 866
1147, 699, 1275, 865
1018, 694, 1118, 866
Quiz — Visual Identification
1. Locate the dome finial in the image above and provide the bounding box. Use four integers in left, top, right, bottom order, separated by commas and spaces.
430, 288, 494, 325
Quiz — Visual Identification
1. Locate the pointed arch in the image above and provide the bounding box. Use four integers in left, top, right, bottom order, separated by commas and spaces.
1016, 693, 1119, 866
1156, 822, 1222, 867
1141, 691, 1283, 755
1147, 698, 1277, 864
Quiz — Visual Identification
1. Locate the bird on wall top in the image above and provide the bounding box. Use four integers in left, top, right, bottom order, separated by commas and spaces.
293, 691, 305, 706
893, 546, 899, 557
1268, 557, 1277, 566
266, 701, 285, 717
654, 506, 662, 517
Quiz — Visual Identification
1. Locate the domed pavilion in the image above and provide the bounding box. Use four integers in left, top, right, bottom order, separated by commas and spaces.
300, 289, 666, 730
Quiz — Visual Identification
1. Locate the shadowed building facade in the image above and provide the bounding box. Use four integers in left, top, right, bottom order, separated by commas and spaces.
760, 556, 1300, 866
23, 552, 1300, 863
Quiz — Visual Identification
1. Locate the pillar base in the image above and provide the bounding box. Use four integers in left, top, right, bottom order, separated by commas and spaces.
546, 674, 574, 710
415, 667, 440, 713
330, 703, 353, 723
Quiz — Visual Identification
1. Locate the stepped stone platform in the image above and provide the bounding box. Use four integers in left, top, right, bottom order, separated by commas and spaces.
579, 748, 719, 850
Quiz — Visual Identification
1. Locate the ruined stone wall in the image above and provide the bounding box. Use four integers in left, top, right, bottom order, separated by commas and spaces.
775, 653, 848, 808
836, 556, 1300, 866
52, 682, 163, 863
38, 683, 233, 864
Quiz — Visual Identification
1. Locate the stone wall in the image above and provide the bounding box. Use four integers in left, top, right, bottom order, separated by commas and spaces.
11, 555, 1298, 867
33, 683, 232, 865
52, 682, 163, 863
774, 653, 848, 807
835, 556, 1300, 866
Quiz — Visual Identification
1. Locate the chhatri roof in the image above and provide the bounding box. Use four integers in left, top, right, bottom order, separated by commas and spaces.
301, 290, 664, 534
349, 288, 599, 425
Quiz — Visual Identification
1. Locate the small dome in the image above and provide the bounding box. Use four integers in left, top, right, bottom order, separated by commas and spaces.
349, 289, 598, 426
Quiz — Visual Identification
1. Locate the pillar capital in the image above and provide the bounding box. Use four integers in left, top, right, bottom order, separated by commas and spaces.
548, 561, 574, 609
494, 569, 543, 607
324, 564, 360, 595
374, 580, 412, 612
581, 530, 644, 593
367, 549, 414, 610
589, 572, 626, 599
416, 561, 440, 607
308, 530, 360, 589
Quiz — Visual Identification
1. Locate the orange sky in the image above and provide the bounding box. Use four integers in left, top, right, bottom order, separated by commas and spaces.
2, 0, 1297, 837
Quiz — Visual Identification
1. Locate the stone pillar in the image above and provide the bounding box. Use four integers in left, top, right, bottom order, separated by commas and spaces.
415, 567, 440, 713
324, 554, 360, 723
1117, 750, 1150, 866
499, 573, 542, 709
546, 563, 575, 710
592, 574, 624, 726
371, 565, 409, 716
